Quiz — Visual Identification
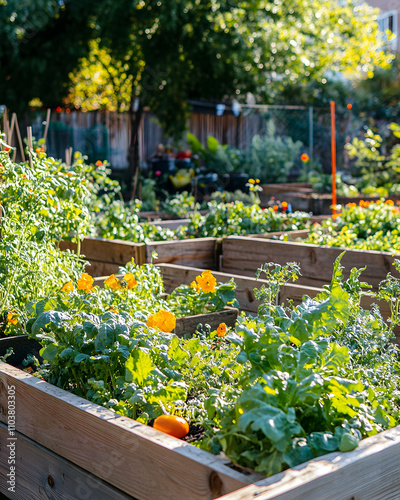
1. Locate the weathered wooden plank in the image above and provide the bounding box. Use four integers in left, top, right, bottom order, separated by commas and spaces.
174, 308, 239, 337
217, 425, 400, 500
60, 237, 146, 269
0, 423, 133, 500
248, 229, 309, 240
158, 264, 322, 314
147, 238, 218, 270
144, 218, 190, 230
0, 363, 262, 500
221, 237, 398, 290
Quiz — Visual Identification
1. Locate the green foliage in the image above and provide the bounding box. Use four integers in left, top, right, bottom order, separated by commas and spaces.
204, 260, 400, 476
345, 123, 400, 192
238, 121, 303, 183
306, 200, 400, 253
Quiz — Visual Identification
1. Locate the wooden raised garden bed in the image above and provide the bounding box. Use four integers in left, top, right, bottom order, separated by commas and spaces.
60, 236, 219, 277
1, 361, 400, 500
221, 236, 398, 291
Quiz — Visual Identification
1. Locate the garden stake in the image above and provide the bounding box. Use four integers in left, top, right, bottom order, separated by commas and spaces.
14, 114, 25, 163
330, 101, 337, 219
43, 108, 51, 151
27, 126, 33, 169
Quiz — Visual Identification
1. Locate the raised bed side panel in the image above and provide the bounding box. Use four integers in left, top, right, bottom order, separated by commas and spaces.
218, 425, 400, 500
0, 423, 132, 500
157, 264, 322, 314
221, 236, 398, 290
0, 362, 262, 500
60, 237, 146, 277
147, 238, 219, 270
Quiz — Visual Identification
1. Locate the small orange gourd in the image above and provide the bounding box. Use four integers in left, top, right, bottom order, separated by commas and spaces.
153, 415, 189, 439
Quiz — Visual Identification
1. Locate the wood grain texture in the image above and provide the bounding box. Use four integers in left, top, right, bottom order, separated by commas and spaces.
174, 308, 239, 337
217, 425, 400, 500
60, 237, 147, 273
221, 236, 398, 290
0, 423, 132, 500
147, 238, 218, 269
0, 363, 262, 500
158, 264, 322, 314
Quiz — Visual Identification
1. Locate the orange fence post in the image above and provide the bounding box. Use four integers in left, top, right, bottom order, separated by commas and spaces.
330, 101, 337, 218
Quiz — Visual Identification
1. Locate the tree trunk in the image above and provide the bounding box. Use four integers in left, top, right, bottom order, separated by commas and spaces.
127, 95, 144, 199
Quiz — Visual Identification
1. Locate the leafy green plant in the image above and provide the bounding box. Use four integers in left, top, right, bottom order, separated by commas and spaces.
203, 257, 400, 476
238, 120, 303, 184
306, 200, 400, 252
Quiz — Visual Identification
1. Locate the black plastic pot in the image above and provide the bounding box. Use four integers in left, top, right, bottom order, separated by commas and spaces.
0, 334, 42, 368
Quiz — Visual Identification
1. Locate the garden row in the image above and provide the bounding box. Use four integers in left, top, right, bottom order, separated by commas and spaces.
2, 143, 400, 499
1, 257, 400, 499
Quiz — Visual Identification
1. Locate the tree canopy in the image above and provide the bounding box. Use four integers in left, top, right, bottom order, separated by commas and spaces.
0, 0, 394, 138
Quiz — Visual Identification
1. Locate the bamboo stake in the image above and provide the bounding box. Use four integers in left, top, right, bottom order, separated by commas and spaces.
69, 146, 73, 165
14, 115, 25, 163
2, 109, 9, 142
43, 108, 51, 150
27, 126, 33, 168
8, 113, 16, 145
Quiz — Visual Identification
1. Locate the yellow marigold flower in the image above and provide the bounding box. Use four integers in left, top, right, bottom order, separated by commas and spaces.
385, 199, 394, 205
195, 270, 217, 293
124, 272, 138, 289
190, 280, 200, 292
146, 310, 176, 333
281, 201, 288, 208
7, 312, 17, 325
216, 323, 227, 337
61, 281, 74, 293
77, 273, 94, 292
248, 178, 255, 184
104, 274, 121, 290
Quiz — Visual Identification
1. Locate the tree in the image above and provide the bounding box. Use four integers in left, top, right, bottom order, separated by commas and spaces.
0, 0, 96, 113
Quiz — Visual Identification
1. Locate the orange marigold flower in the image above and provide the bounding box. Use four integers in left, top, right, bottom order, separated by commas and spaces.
110, 306, 119, 314
146, 310, 176, 333
195, 270, 217, 293
256, 178, 260, 183
359, 200, 364, 207
95, 160, 103, 167
77, 273, 94, 292
216, 323, 227, 337
347, 202, 357, 208
61, 281, 74, 293
104, 274, 121, 290
124, 272, 138, 289
347, 103, 353, 110
363, 200, 370, 208
7, 312, 17, 325
66, 172, 73, 177
273, 205, 278, 212
35, 147, 44, 154
300, 153, 309, 162
21, 173, 27, 179
385, 199, 395, 205
4, 146, 10, 152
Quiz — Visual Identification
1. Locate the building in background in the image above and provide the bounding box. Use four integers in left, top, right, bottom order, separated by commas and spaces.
368, 0, 399, 51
